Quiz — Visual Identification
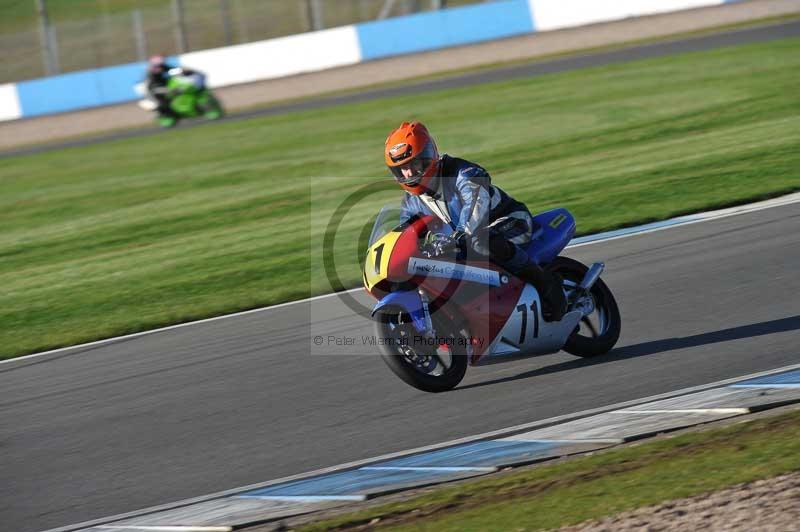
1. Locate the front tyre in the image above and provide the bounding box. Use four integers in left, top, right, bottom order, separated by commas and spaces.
198, 91, 224, 120
550, 256, 621, 358
374, 308, 468, 393
157, 115, 178, 128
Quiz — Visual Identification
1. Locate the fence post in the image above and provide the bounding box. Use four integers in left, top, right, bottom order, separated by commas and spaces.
220, 0, 233, 45
232, 0, 250, 42
306, 0, 324, 31
35, 0, 59, 75
172, 0, 188, 53
132, 9, 148, 61
378, 0, 397, 19
358, 0, 370, 20
46, 23, 60, 74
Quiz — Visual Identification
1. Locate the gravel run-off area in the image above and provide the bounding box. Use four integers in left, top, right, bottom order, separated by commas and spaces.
561, 471, 800, 532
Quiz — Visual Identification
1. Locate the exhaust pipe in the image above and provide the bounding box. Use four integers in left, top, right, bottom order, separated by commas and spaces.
579, 262, 604, 291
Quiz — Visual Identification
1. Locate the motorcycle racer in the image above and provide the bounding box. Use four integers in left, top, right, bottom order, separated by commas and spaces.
144, 55, 205, 120
386, 121, 567, 321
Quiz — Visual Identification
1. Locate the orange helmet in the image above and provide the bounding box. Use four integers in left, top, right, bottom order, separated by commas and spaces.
385, 122, 440, 195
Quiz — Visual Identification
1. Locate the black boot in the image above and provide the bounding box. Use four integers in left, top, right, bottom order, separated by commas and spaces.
515, 261, 567, 322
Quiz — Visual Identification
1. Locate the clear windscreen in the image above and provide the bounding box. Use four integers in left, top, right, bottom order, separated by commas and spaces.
367, 204, 404, 247
168, 69, 204, 89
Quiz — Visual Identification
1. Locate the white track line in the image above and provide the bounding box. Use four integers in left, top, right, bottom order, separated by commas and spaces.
45, 361, 800, 532
731, 383, 800, 388
612, 408, 749, 415
0, 288, 361, 366
234, 495, 366, 502
501, 437, 623, 443
360, 466, 496, 472
569, 191, 800, 247
4, 191, 798, 369
97, 526, 232, 532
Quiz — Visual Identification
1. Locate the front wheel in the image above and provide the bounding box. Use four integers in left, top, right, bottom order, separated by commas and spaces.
198, 91, 224, 120
549, 256, 621, 357
374, 307, 468, 393
157, 114, 178, 128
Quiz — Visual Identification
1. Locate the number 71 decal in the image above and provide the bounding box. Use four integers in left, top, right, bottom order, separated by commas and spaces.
516, 301, 540, 344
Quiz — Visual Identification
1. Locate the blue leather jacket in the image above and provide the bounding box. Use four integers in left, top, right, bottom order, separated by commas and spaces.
399, 155, 528, 236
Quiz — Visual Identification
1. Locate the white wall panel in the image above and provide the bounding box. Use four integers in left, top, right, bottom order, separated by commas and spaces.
529, 0, 725, 32
0, 83, 21, 122
180, 26, 362, 89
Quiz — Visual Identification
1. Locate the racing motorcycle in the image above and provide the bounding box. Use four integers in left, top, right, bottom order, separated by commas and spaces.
134, 68, 224, 127
364, 206, 621, 393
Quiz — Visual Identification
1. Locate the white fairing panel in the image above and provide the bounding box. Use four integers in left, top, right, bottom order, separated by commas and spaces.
481, 284, 582, 362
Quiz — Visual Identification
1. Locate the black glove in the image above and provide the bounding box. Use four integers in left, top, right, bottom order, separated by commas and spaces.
448, 230, 468, 260
425, 231, 467, 257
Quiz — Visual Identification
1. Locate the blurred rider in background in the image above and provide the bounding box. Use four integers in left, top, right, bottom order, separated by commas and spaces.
144, 55, 206, 120
385, 121, 567, 322
145, 55, 177, 119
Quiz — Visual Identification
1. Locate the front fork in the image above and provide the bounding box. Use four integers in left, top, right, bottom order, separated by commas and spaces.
565, 262, 604, 315
418, 289, 435, 338
579, 262, 605, 291
371, 289, 429, 333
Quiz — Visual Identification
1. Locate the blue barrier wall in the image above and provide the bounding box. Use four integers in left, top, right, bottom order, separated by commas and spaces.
355, 0, 534, 61
16, 62, 144, 118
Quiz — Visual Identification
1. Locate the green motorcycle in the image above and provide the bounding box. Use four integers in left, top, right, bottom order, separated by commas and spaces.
137, 68, 224, 128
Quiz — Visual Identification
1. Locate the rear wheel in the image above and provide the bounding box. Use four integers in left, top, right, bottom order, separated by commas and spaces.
374, 308, 468, 393
550, 256, 621, 357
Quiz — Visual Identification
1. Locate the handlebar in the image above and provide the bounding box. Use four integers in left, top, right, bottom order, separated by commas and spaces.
420, 234, 464, 259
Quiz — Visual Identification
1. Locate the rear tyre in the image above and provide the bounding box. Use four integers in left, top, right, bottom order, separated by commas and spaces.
549, 256, 621, 358
374, 308, 468, 393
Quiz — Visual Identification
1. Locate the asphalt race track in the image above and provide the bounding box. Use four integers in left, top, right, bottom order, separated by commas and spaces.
2, 198, 799, 532
3, 19, 800, 159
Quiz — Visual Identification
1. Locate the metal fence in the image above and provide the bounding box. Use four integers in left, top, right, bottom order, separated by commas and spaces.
1, 0, 488, 84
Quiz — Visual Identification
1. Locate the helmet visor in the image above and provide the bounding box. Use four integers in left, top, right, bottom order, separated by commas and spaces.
389, 140, 437, 185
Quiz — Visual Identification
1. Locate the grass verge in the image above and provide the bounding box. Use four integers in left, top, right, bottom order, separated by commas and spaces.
1, 37, 799, 360
299, 408, 800, 531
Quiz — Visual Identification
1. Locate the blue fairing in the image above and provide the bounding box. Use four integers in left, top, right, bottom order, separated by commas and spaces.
372, 291, 427, 333
525, 208, 576, 265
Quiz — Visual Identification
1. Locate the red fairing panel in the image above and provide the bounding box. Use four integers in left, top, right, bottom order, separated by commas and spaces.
383, 215, 524, 363
456, 274, 524, 364
417, 261, 524, 363
387, 217, 430, 282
